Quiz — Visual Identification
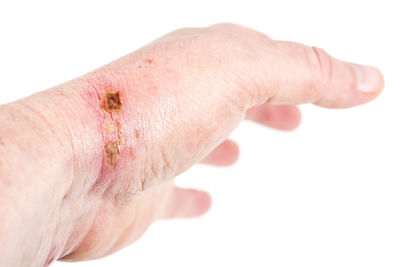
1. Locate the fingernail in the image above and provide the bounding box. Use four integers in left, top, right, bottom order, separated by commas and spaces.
352, 64, 383, 93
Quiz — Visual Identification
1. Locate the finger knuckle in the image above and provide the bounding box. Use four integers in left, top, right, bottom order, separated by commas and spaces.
207, 22, 241, 31
171, 27, 198, 35
307, 46, 334, 87
208, 23, 270, 41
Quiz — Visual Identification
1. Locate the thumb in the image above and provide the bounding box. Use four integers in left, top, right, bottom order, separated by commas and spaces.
250, 40, 384, 108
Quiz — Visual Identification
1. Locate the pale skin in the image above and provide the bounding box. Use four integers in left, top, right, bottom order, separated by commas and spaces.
0, 24, 384, 266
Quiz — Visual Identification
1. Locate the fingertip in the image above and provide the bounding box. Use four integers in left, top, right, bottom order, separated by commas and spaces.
177, 188, 212, 218
246, 104, 302, 130
201, 139, 239, 166
193, 190, 212, 217
351, 64, 385, 95
164, 188, 212, 219
276, 105, 302, 130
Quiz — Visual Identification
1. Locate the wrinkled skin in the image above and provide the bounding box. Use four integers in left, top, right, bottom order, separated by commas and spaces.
0, 24, 383, 266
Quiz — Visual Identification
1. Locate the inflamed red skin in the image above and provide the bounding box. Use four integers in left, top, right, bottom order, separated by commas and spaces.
0, 24, 383, 266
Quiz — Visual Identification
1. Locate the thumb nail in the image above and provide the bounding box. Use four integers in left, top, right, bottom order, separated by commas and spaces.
352, 64, 384, 93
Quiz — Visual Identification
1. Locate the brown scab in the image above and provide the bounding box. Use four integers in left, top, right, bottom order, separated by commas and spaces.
105, 140, 120, 166
144, 59, 153, 64
102, 91, 122, 113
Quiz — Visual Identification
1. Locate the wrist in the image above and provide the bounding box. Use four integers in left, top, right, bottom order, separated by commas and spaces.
0, 74, 111, 264
0, 99, 73, 265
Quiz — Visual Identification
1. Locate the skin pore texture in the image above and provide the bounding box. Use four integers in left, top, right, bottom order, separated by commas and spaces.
0, 24, 383, 267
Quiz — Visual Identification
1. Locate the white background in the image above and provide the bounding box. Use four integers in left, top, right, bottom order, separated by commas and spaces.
1, 0, 399, 266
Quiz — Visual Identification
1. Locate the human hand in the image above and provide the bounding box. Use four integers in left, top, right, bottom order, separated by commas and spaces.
0, 24, 383, 266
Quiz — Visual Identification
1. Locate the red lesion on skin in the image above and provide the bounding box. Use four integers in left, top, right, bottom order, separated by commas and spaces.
104, 140, 120, 165
84, 82, 137, 170
99, 89, 124, 166
101, 90, 123, 115
80, 82, 141, 196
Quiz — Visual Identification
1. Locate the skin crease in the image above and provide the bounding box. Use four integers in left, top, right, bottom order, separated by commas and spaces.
0, 24, 384, 266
